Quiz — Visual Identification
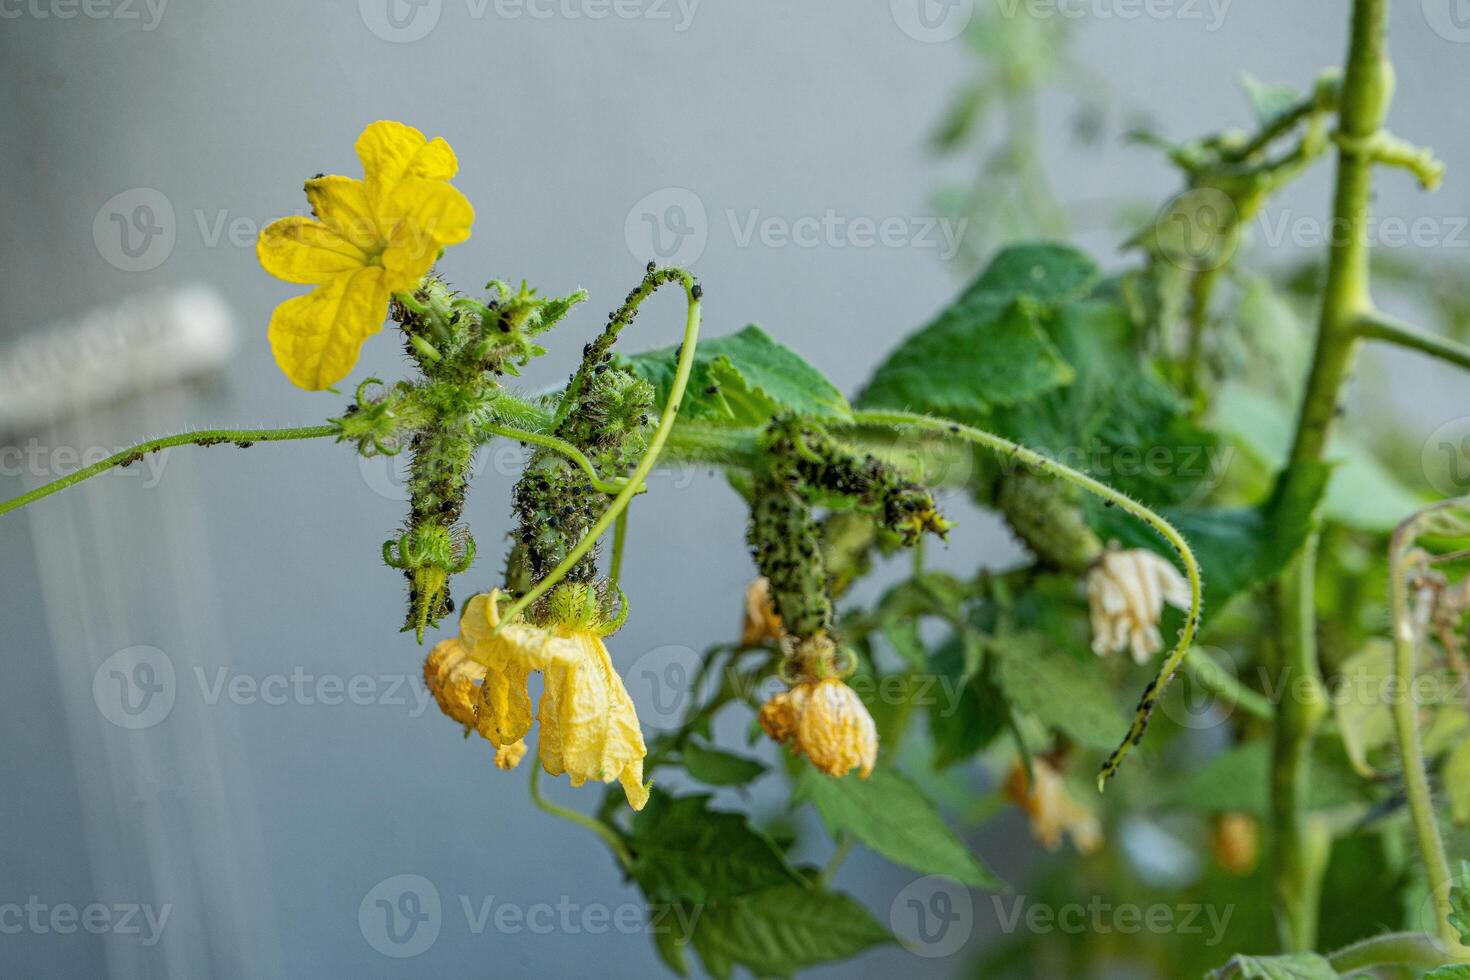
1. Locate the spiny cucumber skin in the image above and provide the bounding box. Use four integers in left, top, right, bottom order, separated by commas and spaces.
748, 475, 832, 641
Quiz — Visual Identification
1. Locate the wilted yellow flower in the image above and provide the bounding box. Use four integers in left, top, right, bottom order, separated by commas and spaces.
1086, 547, 1190, 664
257, 120, 474, 390
460, 590, 650, 811
740, 577, 783, 647
759, 634, 878, 779
424, 636, 484, 729
1004, 758, 1103, 855
1211, 812, 1259, 875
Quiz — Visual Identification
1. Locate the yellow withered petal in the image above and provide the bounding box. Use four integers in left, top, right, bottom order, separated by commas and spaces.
355, 120, 459, 217
796, 678, 878, 779
257, 216, 366, 285
304, 176, 380, 251
537, 633, 649, 811
267, 265, 390, 390
475, 660, 534, 747
459, 592, 581, 672
423, 638, 484, 729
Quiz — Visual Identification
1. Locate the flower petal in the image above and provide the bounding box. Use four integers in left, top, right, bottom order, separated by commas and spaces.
459, 593, 581, 671
257, 216, 366, 285
305, 176, 380, 251
384, 177, 474, 246
356, 121, 459, 215
476, 663, 534, 746
267, 266, 390, 390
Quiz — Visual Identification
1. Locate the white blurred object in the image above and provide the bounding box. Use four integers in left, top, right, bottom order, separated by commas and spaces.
0, 285, 237, 439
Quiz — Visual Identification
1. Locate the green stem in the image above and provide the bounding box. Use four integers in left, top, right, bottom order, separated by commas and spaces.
1327, 931, 1451, 972
551, 266, 692, 432
499, 274, 702, 627
0, 424, 338, 518
1268, 0, 1392, 951
844, 410, 1203, 788
1184, 647, 1274, 722
479, 421, 634, 495
609, 510, 630, 593
1355, 310, 1470, 372
1390, 502, 1463, 953
820, 835, 855, 886
1181, 264, 1222, 399
528, 765, 632, 869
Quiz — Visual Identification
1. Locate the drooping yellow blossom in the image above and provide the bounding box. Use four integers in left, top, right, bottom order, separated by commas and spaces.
758, 635, 878, 779
740, 577, 783, 647
257, 120, 474, 390
424, 636, 485, 729
1210, 812, 1259, 875
1086, 547, 1191, 664
459, 590, 651, 811
1003, 758, 1103, 855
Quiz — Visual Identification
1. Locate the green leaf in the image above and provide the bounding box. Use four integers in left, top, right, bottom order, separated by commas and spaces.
651, 914, 692, 978
685, 885, 894, 980
858, 295, 1073, 418
990, 632, 1127, 751
681, 740, 767, 787
628, 790, 801, 903
1212, 380, 1424, 533
796, 765, 1003, 889
618, 324, 850, 426
960, 241, 1099, 306
857, 242, 1097, 418
1241, 74, 1303, 127
1449, 861, 1470, 945
993, 298, 1221, 506
1333, 640, 1400, 776
1209, 951, 1340, 979
928, 635, 1007, 768
1424, 966, 1470, 979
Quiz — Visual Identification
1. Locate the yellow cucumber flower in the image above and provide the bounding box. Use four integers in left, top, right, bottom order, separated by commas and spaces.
1003, 758, 1103, 855
459, 591, 651, 811
758, 635, 878, 779
423, 636, 483, 729
761, 677, 878, 779
256, 120, 474, 390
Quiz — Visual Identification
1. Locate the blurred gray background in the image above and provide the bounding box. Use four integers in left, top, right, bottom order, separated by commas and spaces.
2, 1, 1468, 976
